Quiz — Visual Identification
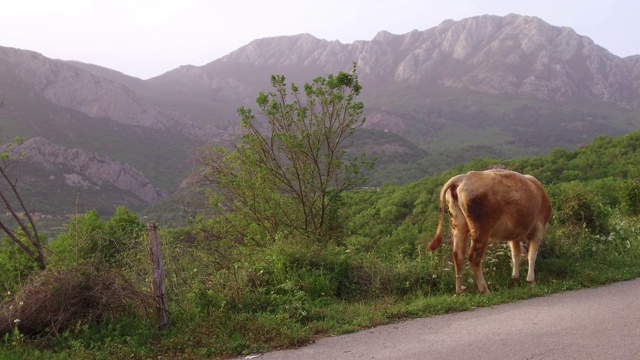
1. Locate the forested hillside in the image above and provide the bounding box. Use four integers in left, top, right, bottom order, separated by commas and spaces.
344, 130, 640, 258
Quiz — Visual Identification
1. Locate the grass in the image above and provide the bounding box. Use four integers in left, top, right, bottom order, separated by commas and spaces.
2, 257, 639, 359
2, 192, 640, 360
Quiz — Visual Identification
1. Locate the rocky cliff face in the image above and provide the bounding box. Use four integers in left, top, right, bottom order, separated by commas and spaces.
201, 14, 639, 108
625, 55, 640, 98
10, 137, 167, 205
415, 15, 637, 106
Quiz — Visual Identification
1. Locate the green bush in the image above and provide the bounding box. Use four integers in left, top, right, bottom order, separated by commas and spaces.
49, 207, 145, 269
620, 180, 640, 216
548, 181, 610, 235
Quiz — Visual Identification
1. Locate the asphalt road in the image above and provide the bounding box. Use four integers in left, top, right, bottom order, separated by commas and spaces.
236, 278, 640, 360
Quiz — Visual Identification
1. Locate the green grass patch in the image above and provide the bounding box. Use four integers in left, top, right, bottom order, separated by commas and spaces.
3, 224, 639, 359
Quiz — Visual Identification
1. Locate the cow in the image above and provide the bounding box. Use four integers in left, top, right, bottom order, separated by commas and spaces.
427, 169, 552, 295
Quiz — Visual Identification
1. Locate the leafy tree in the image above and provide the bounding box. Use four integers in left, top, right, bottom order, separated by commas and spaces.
0, 136, 47, 270
199, 65, 372, 243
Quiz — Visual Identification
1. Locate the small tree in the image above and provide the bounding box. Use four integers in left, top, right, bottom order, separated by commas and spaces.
50, 207, 144, 267
199, 65, 371, 243
0, 136, 47, 270
49, 210, 105, 266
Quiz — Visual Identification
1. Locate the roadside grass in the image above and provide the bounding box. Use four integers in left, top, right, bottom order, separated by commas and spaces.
3, 252, 640, 359
2, 201, 639, 360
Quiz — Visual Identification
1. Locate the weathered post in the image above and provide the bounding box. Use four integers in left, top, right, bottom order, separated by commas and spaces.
147, 221, 169, 330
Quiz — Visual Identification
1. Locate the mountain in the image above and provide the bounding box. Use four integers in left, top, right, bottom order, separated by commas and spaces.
1, 47, 174, 129
1, 137, 166, 215
1, 13, 640, 219
148, 14, 640, 111
142, 14, 640, 174
0, 46, 200, 195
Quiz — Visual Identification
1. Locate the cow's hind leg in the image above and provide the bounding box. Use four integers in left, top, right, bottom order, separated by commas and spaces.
468, 233, 490, 295
509, 240, 522, 279
525, 230, 544, 283
450, 211, 469, 294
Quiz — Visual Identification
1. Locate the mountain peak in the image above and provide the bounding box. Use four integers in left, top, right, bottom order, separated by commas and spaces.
372, 30, 396, 42
220, 33, 331, 66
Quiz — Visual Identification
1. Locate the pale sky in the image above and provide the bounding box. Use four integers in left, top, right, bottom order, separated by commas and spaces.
1, 0, 638, 80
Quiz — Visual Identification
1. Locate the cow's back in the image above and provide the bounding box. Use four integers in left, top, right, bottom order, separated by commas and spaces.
455, 169, 551, 241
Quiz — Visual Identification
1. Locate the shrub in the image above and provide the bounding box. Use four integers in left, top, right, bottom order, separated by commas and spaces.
621, 180, 640, 216
548, 182, 610, 235
0, 265, 151, 336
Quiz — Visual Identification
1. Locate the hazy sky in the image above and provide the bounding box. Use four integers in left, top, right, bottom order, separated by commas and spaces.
1, 0, 638, 79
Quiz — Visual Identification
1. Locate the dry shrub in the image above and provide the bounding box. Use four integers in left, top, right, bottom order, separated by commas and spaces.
0, 265, 151, 336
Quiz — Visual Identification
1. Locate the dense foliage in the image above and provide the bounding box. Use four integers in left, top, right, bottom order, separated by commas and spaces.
2, 74, 640, 358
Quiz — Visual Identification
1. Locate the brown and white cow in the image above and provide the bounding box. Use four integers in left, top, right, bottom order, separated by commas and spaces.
427, 169, 552, 295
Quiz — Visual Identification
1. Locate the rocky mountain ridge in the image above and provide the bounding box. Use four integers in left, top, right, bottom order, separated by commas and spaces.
197, 14, 640, 107
0, 47, 177, 129
8, 137, 167, 205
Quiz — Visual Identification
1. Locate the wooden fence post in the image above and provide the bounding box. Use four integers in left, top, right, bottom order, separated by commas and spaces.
147, 221, 169, 330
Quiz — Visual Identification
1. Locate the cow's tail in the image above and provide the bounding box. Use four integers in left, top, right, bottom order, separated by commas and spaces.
427, 176, 460, 252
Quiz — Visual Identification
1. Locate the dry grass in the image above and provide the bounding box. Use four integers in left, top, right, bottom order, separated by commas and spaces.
0, 265, 152, 336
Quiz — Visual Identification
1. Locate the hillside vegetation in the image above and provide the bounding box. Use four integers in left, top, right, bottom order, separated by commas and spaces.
2, 131, 639, 359
2, 73, 640, 359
